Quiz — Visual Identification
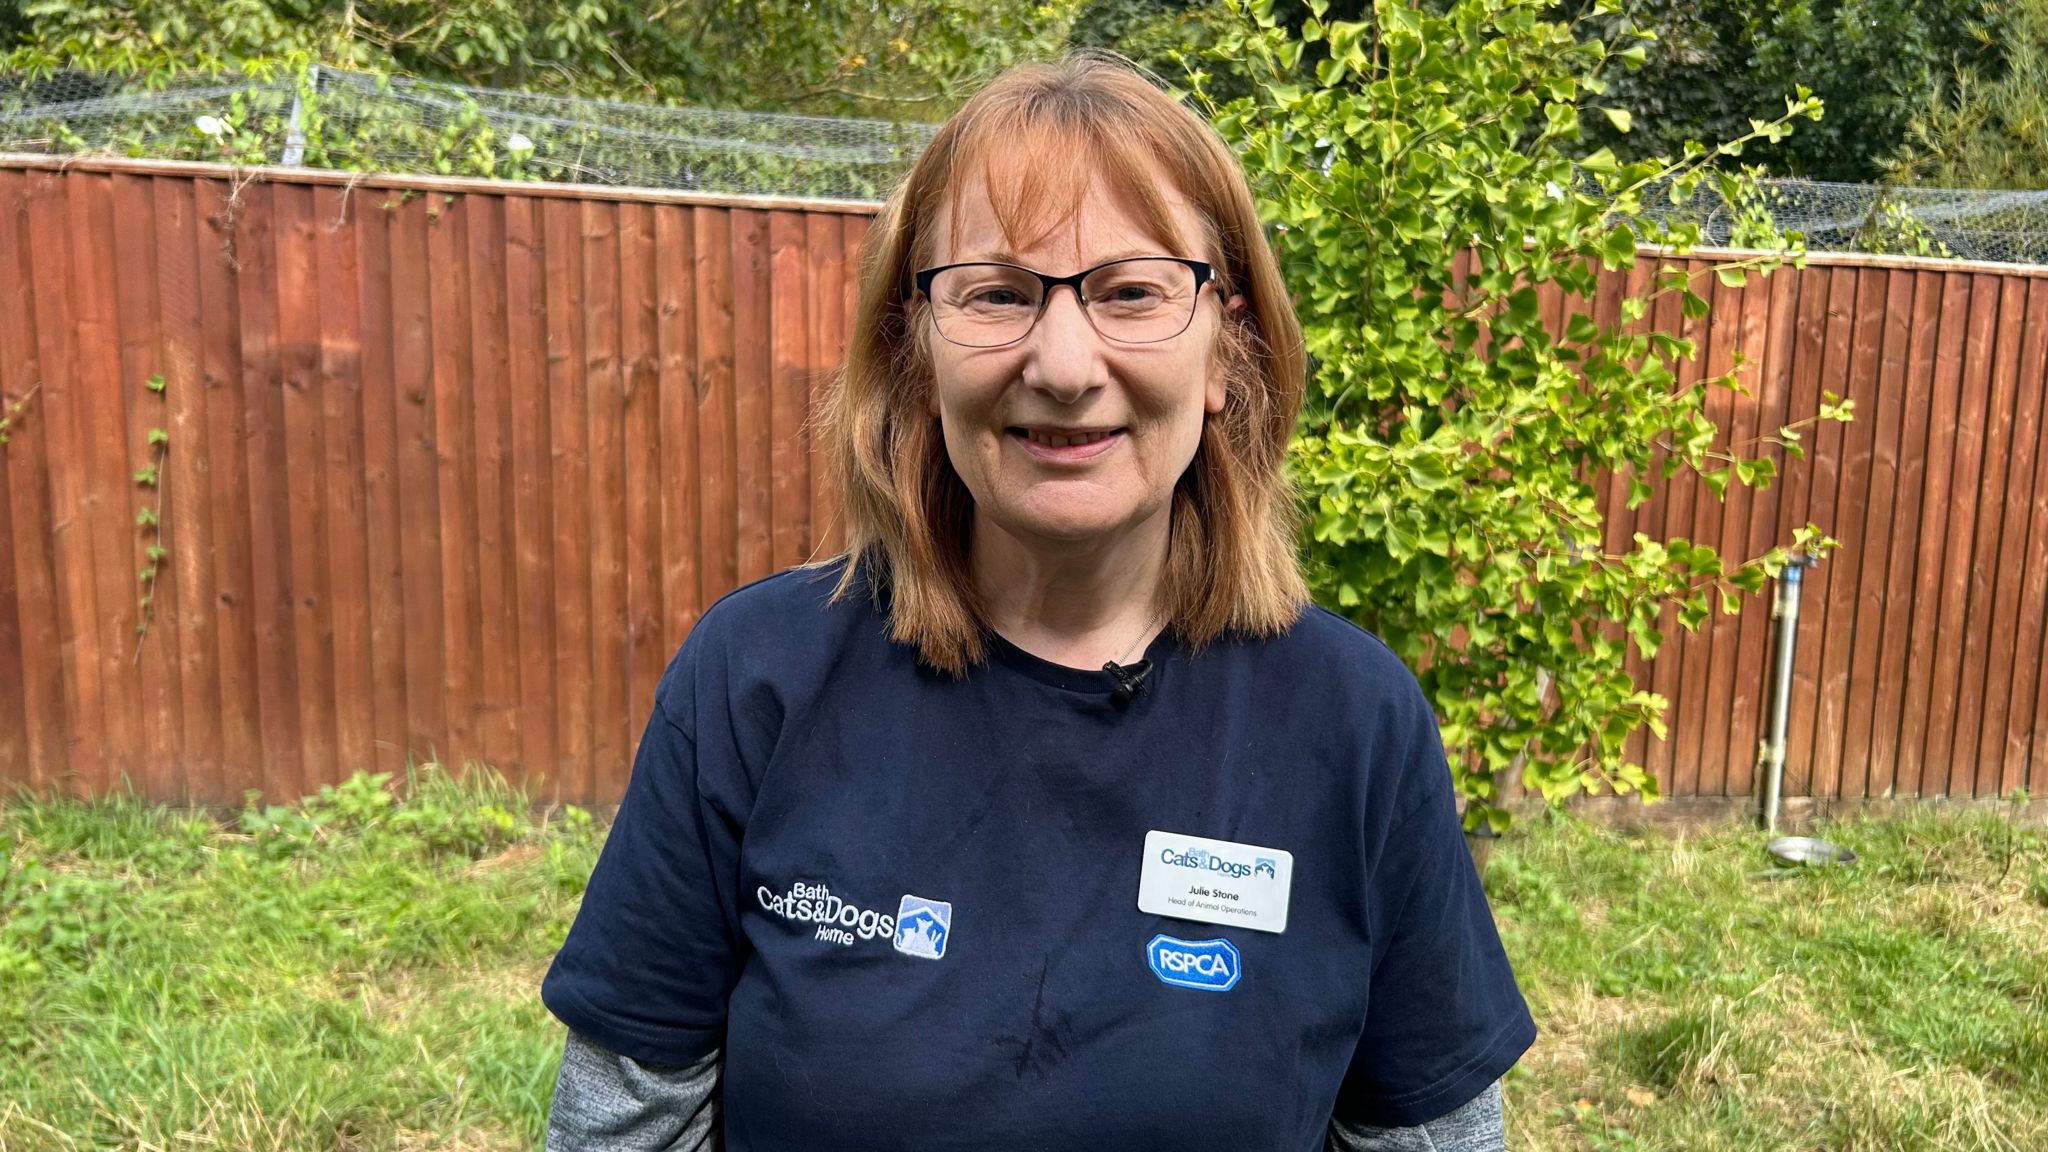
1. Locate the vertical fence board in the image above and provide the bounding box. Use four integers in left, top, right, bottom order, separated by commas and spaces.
465, 193, 520, 775
1929, 275, 2002, 796
154, 175, 222, 802
1866, 271, 1936, 801
1951, 277, 2026, 796
1781, 265, 1844, 799
806, 212, 845, 558
582, 200, 630, 801
835, 215, 869, 556
1829, 267, 1894, 803
111, 174, 185, 798
1692, 271, 1745, 795
389, 196, 447, 768
1970, 277, 2038, 798
313, 187, 373, 783
1641, 278, 1687, 792
70, 174, 150, 793
196, 180, 261, 798
769, 210, 811, 570
542, 197, 592, 801
352, 196, 409, 782
654, 205, 701, 656
0, 171, 70, 792
32, 171, 106, 796
696, 209, 738, 606
1897, 274, 1971, 795
1725, 266, 1801, 803
733, 209, 774, 586
228, 182, 305, 800
0, 349, 22, 783
619, 203, 666, 736
1843, 266, 1916, 799
274, 183, 337, 795
1806, 267, 1875, 801
504, 196, 558, 789
2003, 280, 2048, 796
427, 197, 482, 769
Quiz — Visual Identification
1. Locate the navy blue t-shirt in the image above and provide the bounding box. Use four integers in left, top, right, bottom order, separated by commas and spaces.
542, 563, 1535, 1150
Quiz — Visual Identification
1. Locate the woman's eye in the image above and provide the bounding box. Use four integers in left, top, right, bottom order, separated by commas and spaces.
975, 288, 1026, 306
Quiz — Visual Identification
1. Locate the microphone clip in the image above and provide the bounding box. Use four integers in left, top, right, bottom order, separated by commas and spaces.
1104, 659, 1153, 704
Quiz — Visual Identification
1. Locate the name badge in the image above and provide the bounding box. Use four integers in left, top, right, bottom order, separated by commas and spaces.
1137, 830, 1293, 934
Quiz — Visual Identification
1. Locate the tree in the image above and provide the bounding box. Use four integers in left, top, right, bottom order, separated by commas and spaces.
1571, 0, 1994, 183
1200, 0, 1844, 831
0, 0, 1082, 120
1890, 0, 2048, 192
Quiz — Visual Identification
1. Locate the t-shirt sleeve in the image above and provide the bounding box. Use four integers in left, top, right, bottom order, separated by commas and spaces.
541, 647, 749, 1066
1331, 691, 1537, 1128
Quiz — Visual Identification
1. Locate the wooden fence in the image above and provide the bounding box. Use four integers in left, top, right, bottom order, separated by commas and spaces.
2, 156, 2046, 814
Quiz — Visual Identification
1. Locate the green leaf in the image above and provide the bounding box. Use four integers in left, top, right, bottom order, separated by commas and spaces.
145, 373, 166, 393
1600, 107, 1633, 134
1405, 453, 1453, 491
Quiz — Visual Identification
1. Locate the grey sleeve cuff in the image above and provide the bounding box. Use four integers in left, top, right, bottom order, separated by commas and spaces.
1327, 1080, 1505, 1152
545, 1030, 722, 1152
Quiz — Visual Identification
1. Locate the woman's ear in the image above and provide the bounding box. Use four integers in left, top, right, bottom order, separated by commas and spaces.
1205, 295, 1248, 414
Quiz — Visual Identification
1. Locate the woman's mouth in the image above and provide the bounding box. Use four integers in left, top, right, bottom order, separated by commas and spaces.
1009, 426, 1126, 462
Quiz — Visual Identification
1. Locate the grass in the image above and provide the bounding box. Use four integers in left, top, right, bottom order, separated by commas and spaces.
1496, 799, 2048, 1151
0, 768, 598, 1151
1, 771, 2044, 1150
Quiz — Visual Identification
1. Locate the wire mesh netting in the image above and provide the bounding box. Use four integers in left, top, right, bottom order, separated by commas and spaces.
1646, 176, 2048, 266
2, 67, 2045, 264
0, 66, 941, 202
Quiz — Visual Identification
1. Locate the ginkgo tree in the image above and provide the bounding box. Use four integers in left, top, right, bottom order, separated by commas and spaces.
1198, 0, 1849, 832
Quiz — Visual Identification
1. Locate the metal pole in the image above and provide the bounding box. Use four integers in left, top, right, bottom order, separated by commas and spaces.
1756, 553, 1816, 834
280, 65, 313, 167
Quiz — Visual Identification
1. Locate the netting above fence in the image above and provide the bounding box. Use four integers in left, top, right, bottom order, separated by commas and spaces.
1647, 177, 2048, 267
0, 67, 941, 202
3, 67, 2045, 264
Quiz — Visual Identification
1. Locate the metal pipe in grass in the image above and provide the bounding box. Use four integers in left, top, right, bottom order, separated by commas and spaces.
1756, 552, 1816, 838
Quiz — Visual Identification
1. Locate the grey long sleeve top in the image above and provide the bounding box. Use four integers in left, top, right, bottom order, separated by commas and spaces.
545, 1031, 1507, 1152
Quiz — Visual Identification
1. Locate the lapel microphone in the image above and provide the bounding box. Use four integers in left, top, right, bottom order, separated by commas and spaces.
1104, 659, 1154, 704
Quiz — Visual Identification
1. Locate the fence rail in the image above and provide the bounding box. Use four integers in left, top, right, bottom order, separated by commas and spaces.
2, 156, 2045, 811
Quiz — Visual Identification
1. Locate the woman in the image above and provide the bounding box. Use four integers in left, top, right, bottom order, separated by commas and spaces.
541, 53, 1535, 1151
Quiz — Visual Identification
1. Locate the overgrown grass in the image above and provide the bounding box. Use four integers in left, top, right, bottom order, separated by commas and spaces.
2, 772, 2043, 1150
0, 767, 600, 1150
1498, 800, 2048, 1151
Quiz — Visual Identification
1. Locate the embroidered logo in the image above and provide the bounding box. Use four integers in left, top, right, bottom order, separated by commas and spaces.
894, 895, 952, 960
1146, 934, 1241, 992
757, 880, 895, 946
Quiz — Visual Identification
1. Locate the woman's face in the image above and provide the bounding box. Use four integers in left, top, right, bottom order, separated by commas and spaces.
922, 172, 1237, 550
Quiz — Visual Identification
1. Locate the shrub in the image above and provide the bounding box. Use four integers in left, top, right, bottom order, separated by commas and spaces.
1200, 0, 1844, 831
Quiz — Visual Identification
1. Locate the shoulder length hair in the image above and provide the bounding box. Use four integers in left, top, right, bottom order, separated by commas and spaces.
820, 52, 1309, 675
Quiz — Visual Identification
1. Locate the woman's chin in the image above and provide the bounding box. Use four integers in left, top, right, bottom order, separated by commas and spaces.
986, 494, 1160, 547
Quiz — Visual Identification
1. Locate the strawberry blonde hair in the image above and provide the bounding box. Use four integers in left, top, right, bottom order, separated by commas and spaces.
820, 52, 1308, 674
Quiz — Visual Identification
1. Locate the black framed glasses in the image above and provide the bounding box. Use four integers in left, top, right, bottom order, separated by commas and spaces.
913, 257, 1214, 348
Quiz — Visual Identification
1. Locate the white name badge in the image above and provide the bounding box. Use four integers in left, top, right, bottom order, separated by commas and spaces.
1137, 830, 1293, 934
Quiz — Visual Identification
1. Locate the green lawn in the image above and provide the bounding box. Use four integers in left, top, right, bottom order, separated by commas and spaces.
2, 769, 2043, 1150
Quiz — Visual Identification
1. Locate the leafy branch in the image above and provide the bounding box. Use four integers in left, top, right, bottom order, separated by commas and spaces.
132, 373, 168, 662
0, 382, 40, 446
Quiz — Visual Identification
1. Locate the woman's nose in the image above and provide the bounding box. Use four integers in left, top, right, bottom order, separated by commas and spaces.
1021, 286, 1105, 402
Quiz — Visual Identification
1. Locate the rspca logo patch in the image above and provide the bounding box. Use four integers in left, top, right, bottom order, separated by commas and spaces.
1146, 934, 1241, 992
894, 894, 951, 960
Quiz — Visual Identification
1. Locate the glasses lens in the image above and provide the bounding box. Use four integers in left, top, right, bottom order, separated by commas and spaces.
1081, 259, 1199, 343
928, 265, 1043, 347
